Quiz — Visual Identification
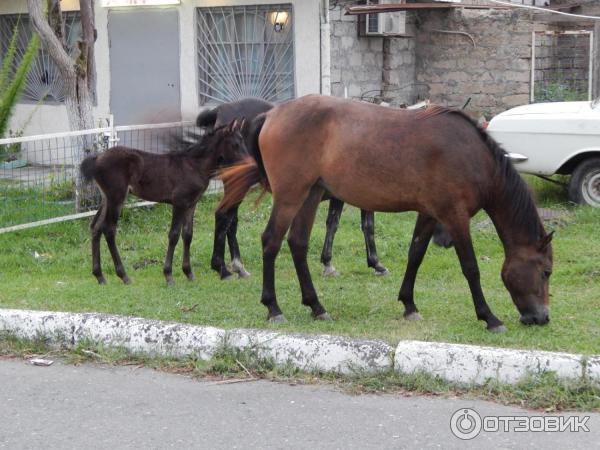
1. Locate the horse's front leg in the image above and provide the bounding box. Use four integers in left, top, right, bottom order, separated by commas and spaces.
320, 197, 343, 277
181, 205, 197, 281
103, 198, 130, 284
398, 213, 437, 321
288, 186, 330, 320
226, 205, 250, 278
360, 209, 389, 275
163, 206, 186, 286
444, 217, 506, 333
211, 207, 234, 280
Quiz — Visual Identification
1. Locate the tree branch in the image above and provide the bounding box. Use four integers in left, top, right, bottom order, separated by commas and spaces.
27, 0, 75, 78
79, 0, 97, 96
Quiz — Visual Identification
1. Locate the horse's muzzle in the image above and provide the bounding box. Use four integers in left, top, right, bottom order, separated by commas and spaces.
520, 307, 550, 326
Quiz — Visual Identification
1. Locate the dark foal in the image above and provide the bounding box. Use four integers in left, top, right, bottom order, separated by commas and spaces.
80, 121, 248, 285
197, 97, 388, 278
218, 95, 554, 332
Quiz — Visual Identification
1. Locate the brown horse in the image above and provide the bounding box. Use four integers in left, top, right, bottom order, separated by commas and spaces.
218, 95, 554, 332
80, 121, 248, 285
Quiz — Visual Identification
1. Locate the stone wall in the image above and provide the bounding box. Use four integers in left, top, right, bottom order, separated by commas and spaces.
414, 8, 535, 117
329, 6, 418, 106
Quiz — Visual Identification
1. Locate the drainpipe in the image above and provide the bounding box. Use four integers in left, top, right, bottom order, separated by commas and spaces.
320, 0, 331, 95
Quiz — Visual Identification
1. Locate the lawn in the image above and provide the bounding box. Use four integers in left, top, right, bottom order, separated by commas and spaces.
0, 176, 599, 355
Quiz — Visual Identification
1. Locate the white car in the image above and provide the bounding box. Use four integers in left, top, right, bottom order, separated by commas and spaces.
487, 99, 600, 207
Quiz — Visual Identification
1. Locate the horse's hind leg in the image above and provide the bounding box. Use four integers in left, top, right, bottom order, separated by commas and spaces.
361, 209, 389, 275
181, 205, 196, 281
398, 213, 437, 321
443, 217, 505, 333
288, 186, 330, 320
226, 205, 250, 278
91, 204, 106, 284
163, 206, 186, 286
320, 198, 342, 277
103, 198, 130, 284
261, 195, 314, 322
211, 207, 234, 280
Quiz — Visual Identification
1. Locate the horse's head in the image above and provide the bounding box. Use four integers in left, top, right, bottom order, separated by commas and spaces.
501, 232, 554, 326
207, 119, 249, 168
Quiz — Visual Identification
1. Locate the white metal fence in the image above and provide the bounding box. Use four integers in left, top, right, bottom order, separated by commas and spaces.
0, 119, 222, 233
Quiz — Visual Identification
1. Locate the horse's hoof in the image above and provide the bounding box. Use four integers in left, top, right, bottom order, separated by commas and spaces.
322, 265, 339, 277
488, 324, 507, 333
374, 266, 389, 276
268, 314, 287, 324
404, 312, 423, 321
165, 278, 175, 287
122, 276, 131, 285
96, 277, 107, 285
186, 273, 196, 282
221, 274, 235, 281
314, 312, 333, 321
237, 269, 251, 279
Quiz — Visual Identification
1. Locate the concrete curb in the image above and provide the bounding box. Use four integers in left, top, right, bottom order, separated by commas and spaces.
0, 309, 392, 374
394, 340, 598, 385
0, 309, 598, 385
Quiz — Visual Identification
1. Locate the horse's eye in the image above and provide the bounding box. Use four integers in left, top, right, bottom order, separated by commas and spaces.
542, 270, 552, 280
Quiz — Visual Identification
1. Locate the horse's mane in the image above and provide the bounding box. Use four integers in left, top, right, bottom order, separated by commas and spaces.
416, 105, 545, 242
169, 124, 229, 158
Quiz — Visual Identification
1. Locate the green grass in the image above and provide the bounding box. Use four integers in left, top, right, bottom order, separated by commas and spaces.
2, 335, 599, 411
0, 177, 599, 354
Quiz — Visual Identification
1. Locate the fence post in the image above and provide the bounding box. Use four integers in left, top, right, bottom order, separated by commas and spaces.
593, 25, 600, 99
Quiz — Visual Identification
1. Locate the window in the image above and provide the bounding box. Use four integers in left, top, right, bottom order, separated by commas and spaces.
0, 13, 86, 103
196, 4, 295, 105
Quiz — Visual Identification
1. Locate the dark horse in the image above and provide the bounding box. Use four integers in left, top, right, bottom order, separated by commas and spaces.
218, 95, 554, 332
80, 121, 248, 285
197, 97, 388, 278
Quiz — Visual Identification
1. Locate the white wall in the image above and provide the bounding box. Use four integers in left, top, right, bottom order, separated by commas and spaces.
3, 0, 322, 136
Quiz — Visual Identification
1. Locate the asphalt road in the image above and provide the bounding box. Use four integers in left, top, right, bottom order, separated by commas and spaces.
1, 358, 598, 449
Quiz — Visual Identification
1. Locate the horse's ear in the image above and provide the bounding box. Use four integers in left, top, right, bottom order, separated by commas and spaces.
537, 230, 554, 251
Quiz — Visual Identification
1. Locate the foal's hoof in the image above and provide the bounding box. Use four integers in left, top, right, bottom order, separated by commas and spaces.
186, 273, 196, 282
122, 276, 131, 285
231, 260, 251, 279
314, 312, 333, 321
268, 314, 287, 324
237, 268, 251, 279
488, 324, 507, 333
96, 277, 107, 285
404, 312, 423, 321
322, 265, 339, 277
374, 265, 390, 276
221, 274, 235, 282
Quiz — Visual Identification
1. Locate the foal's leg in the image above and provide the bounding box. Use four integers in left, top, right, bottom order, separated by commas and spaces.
361, 209, 389, 275
181, 205, 196, 281
90, 204, 107, 284
320, 198, 343, 277
443, 217, 505, 332
211, 207, 235, 280
163, 206, 186, 286
398, 213, 437, 320
103, 199, 130, 284
288, 186, 330, 320
226, 206, 250, 278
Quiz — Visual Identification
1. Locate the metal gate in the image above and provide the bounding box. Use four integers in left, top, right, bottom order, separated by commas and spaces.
196, 4, 295, 104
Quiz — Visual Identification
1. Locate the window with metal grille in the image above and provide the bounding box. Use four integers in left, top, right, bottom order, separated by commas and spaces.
196, 4, 295, 105
0, 12, 88, 104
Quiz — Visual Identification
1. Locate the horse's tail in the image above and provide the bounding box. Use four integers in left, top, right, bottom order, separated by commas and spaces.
80, 154, 98, 182
196, 107, 218, 128
217, 114, 268, 212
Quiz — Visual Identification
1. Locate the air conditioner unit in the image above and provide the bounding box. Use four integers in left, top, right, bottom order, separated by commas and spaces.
359, 0, 406, 37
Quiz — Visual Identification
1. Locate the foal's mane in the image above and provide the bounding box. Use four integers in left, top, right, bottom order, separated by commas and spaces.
170, 124, 230, 158
416, 105, 545, 242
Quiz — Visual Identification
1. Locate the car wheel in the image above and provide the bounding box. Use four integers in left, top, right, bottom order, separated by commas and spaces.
568, 158, 600, 207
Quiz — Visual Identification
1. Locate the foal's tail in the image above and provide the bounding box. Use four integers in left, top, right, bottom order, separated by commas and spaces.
217, 114, 268, 212
80, 154, 98, 182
